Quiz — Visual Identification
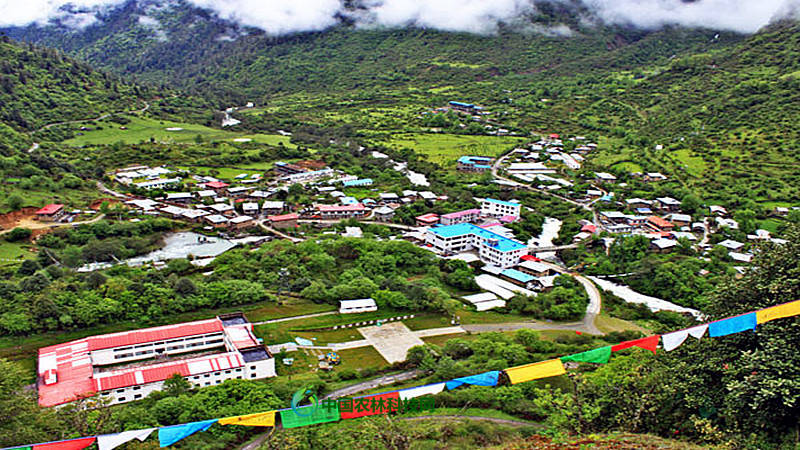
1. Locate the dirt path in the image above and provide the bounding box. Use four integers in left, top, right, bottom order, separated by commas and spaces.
0, 214, 106, 235
322, 369, 421, 399
252, 311, 336, 326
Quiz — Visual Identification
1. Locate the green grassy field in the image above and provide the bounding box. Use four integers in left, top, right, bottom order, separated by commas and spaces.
64, 115, 296, 147
384, 133, 525, 166
0, 241, 33, 260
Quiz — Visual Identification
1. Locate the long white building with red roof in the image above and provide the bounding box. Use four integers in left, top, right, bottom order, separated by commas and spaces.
37, 313, 274, 407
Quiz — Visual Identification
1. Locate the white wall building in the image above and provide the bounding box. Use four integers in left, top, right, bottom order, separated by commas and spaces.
480, 198, 521, 218
425, 223, 528, 268
37, 314, 275, 408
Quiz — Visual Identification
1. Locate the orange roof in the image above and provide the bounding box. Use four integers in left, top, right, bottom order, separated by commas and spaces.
647, 216, 674, 228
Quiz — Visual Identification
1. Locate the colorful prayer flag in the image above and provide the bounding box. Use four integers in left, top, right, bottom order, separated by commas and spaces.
560, 346, 612, 364
709, 313, 757, 337
611, 335, 659, 354
397, 382, 446, 400
97, 428, 156, 450
505, 359, 567, 384
756, 300, 800, 325
661, 324, 708, 352
279, 404, 340, 429
158, 419, 217, 447
445, 371, 500, 390
218, 411, 276, 427
33, 437, 96, 450
340, 392, 400, 419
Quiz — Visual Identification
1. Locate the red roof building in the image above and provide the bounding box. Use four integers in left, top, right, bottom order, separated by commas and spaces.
205, 181, 229, 189
37, 316, 274, 407
415, 213, 440, 227
581, 224, 598, 233
35, 204, 65, 220
646, 216, 675, 232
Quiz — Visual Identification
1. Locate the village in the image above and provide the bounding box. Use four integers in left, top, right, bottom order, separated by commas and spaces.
10, 122, 797, 413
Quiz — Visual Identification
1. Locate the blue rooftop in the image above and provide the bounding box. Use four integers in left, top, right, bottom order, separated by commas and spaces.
343, 178, 373, 187
341, 196, 359, 205
483, 198, 521, 208
458, 156, 493, 165
449, 101, 475, 108
636, 208, 653, 214
429, 223, 526, 252
500, 268, 535, 283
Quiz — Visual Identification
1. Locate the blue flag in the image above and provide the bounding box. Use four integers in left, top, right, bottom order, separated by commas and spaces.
446, 370, 500, 390
709, 313, 757, 337
159, 419, 217, 447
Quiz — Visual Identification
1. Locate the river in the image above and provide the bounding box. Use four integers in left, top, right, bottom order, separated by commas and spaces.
528, 217, 562, 260
588, 276, 704, 319
78, 232, 236, 272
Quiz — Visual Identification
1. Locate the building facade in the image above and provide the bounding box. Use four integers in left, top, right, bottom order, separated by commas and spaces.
480, 198, 521, 219
425, 223, 528, 268
37, 314, 275, 407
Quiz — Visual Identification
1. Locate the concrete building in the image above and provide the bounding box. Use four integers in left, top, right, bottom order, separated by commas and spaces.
37, 314, 275, 407
339, 298, 378, 314
415, 213, 440, 227
457, 156, 493, 172
316, 204, 367, 220
134, 178, 181, 190
229, 215, 255, 230
372, 206, 395, 222
425, 223, 528, 268
481, 198, 521, 218
440, 209, 481, 226
267, 213, 298, 229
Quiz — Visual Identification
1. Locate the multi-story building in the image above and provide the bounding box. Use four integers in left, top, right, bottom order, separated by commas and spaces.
37, 313, 275, 407
440, 209, 481, 226
457, 156, 493, 172
425, 223, 528, 268
480, 198, 521, 219
316, 204, 368, 220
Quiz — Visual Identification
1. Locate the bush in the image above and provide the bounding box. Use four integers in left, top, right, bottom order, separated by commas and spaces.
4, 227, 31, 242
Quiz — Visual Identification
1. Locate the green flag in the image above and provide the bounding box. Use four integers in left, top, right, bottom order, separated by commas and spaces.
560, 346, 612, 364
280, 403, 340, 429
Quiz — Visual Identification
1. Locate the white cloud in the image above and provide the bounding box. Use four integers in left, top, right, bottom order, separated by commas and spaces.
582, 0, 799, 34
0, 0, 798, 34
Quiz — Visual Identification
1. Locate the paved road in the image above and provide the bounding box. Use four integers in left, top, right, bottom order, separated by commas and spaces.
253, 311, 336, 326
322, 369, 421, 400
257, 220, 304, 243
538, 260, 602, 334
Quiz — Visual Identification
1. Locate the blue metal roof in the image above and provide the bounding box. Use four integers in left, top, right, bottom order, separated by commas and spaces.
449, 101, 475, 108
500, 268, 535, 283
343, 178, 373, 186
458, 156, 492, 164
429, 223, 526, 252
483, 198, 520, 208
340, 196, 359, 205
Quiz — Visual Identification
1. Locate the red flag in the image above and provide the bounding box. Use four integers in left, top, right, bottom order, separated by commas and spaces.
34, 437, 96, 450
340, 392, 400, 419
611, 335, 659, 354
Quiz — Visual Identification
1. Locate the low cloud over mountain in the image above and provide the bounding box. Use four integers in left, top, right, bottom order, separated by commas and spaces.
1, 0, 798, 34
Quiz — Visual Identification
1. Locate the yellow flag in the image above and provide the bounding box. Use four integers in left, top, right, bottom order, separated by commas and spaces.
219, 411, 276, 427
756, 300, 800, 325
505, 359, 566, 385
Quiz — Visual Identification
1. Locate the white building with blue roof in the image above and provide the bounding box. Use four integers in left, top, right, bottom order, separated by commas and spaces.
425, 223, 528, 268
481, 198, 521, 218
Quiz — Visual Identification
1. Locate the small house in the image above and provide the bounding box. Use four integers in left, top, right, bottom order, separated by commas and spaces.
339, 298, 377, 314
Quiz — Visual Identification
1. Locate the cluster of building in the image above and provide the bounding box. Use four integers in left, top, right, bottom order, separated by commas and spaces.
38, 313, 275, 407
421, 198, 528, 269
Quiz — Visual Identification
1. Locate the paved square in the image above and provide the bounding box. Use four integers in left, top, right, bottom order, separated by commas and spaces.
358, 322, 425, 364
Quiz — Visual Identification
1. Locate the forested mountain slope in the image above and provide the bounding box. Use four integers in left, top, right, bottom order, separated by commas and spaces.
0, 38, 146, 134
1, 0, 744, 102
